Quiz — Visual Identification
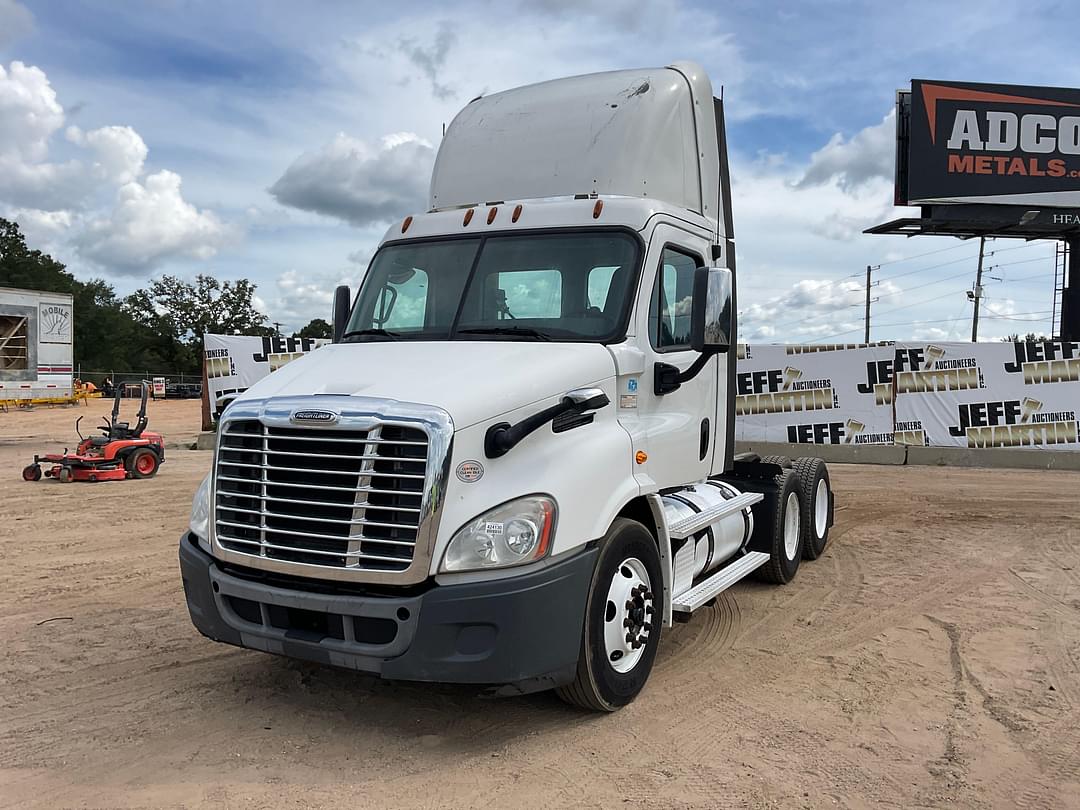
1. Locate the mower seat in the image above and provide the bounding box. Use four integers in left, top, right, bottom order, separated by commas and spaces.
89, 436, 112, 447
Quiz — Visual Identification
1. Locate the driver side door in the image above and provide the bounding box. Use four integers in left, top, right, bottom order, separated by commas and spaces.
632, 229, 717, 489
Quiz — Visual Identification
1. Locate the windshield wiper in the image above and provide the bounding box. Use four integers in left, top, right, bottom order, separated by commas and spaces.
342, 328, 399, 341
457, 326, 552, 341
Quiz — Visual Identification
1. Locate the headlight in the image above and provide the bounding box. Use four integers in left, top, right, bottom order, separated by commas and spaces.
189, 473, 211, 540
440, 495, 556, 573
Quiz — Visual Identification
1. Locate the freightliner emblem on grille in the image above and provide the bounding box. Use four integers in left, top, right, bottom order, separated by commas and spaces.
290, 409, 339, 424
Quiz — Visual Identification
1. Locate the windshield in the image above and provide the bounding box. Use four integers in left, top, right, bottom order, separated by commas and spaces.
344, 231, 641, 342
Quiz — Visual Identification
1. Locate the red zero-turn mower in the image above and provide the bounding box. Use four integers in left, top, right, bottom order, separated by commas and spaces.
22, 382, 165, 483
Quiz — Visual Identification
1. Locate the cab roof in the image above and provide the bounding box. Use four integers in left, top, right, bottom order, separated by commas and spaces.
428, 62, 724, 234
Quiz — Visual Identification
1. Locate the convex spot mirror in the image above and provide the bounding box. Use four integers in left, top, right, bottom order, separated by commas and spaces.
690, 266, 733, 353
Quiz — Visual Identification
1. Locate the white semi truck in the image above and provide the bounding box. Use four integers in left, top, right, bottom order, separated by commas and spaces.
181, 62, 834, 711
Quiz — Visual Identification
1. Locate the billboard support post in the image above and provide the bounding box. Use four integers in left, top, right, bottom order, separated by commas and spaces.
1064, 240, 1080, 341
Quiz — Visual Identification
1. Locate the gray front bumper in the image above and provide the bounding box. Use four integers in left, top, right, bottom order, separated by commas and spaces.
179, 533, 596, 694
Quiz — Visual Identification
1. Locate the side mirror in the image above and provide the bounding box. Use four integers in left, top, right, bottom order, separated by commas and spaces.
332, 284, 352, 343
690, 266, 733, 353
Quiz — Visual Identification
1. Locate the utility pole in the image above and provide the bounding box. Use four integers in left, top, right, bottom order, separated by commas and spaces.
970, 237, 986, 342
863, 265, 879, 343
272, 321, 283, 337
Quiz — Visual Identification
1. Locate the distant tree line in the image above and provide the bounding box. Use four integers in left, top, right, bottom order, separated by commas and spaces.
0, 217, 328, 376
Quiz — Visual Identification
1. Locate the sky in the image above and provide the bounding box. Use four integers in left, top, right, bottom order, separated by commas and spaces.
0, 0, 1074, 341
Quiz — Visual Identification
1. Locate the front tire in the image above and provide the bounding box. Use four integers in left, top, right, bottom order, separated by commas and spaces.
557, 518, 663, 712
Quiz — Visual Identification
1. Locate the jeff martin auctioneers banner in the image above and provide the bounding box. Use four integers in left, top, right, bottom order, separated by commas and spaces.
205, 335, 1080, 451
737, 341, 1080, 451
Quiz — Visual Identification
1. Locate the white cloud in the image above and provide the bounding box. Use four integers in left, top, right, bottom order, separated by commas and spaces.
797, 109, 895, 191
5, 206, 73, 236
739, 271, 906, 342
270, 268, 356, 330
67, 124, 148, 185
0, 61, 64, 161
0, 156, 90, 211
0, 60, 234, 279
269, 132, 434, 226
76, 170, 232, 273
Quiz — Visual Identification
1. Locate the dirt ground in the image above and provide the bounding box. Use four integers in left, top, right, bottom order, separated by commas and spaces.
1, 399, 1079, 809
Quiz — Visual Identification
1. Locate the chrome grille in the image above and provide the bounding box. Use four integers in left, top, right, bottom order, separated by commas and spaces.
214, 419, 429, 572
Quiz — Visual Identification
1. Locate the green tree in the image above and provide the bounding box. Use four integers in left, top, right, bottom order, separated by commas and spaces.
294, 318, 332, 339
0, 218, 71, 290
127, 274, 274, 371
2, 218, 275, 375
1001, 333, 1050, 343
0, 217, 168, 373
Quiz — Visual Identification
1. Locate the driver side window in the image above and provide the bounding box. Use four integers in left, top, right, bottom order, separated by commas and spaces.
375, 268, 429, 330
648, 246, 700, 351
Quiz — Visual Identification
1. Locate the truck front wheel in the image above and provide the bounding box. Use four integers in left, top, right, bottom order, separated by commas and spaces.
557, 518, 663, 712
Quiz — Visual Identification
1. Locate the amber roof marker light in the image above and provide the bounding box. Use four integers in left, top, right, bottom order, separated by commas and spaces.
487, 207, 498, 224
593, 199, 604, 219
463, 208, 475, 226
512, 204, 523, 223
401, 216, 413, 233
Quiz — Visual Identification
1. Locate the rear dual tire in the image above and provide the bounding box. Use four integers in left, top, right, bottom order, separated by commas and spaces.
756, 468, 804, 584
793, 457, 832, 560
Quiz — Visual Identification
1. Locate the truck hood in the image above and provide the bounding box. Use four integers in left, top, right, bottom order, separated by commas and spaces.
234, 341, 616, 430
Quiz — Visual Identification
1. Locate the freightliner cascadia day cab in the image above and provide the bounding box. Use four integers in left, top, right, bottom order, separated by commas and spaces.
180, 62, 835, 711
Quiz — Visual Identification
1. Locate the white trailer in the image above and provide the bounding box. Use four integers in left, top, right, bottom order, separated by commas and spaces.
180, 62, 835, 710
0, 287, 74, 403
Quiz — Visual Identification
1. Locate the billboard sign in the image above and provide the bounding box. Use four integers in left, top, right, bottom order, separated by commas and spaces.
900, 79, 1080, 206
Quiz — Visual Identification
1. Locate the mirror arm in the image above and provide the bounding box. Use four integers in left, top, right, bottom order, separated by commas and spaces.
485, 390, 610, 458
654, 353, 713, 395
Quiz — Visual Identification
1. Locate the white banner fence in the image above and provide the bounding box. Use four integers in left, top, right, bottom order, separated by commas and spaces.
204, 335, 1080, 451
737, 341, 1080, 451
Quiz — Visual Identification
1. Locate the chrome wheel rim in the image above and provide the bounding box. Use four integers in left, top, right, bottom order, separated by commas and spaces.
603, 557, 654, 673
814, 478, 829, 539
783, 492, 800, 560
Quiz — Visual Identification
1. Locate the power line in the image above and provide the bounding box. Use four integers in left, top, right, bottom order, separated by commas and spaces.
988, 255, 1054, 271
1000, 270, 1055, 283
809, 310, 1053, 342
746, 241, 1056, 338
878, 240, 1048, 283
789, 285, 973, 336
875, 240, 973, 267
878, 251, 981, 282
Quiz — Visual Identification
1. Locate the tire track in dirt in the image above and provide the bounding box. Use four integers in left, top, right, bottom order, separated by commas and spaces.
1006, 713, 1080, 810
805, 549, 1026, 658
653, 590, 740, 675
